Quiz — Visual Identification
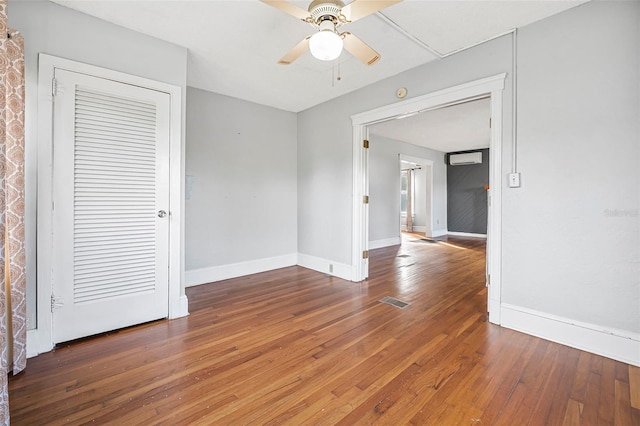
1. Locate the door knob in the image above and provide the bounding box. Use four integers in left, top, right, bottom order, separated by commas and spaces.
158, 210, 167, 218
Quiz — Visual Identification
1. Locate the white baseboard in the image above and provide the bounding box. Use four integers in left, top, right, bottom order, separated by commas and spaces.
369, 237, 401, 250
297, 253, 352, 281
501, 303, 640, 367
400, 226, 429, 234
431, 229, 448, 238
27, 329, 40, 359
185, 253, 297, 287
488, 298, 501, 325
448, 231, 487, 238
170, 295, 190, 319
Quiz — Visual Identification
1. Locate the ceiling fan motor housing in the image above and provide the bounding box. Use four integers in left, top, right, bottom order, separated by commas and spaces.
308, 0, 346, 26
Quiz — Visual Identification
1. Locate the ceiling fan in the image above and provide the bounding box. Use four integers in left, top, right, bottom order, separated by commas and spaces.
260, 0, 403, 66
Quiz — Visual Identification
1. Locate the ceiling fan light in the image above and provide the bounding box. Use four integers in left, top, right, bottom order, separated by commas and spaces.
309, 30, 343, 61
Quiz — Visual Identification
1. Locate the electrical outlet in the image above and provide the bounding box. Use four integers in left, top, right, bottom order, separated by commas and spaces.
329, 264, 334, 274
508, 172, 521, 188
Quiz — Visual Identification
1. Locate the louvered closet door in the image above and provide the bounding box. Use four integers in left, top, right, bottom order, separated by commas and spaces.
51, 69, 170, 343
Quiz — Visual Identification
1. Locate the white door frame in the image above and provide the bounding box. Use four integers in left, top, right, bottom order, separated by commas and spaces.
351, 74, 506, 325
399, 155, 434, 237
33, 54, 188, 355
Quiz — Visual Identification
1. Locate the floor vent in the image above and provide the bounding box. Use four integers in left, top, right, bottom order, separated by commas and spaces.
379, 296, 410, 309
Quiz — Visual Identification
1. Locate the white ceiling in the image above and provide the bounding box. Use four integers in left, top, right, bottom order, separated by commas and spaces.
369, 97, 491, 153
50, 0, 589, 112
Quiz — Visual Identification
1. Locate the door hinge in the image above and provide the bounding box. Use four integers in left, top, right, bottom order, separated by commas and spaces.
51, 294, 64, 312
363, 195, 369, 204
363, 139, 369, 149
362, 250, 369, 259
487, 274, 491, 286
489, 118, 492, 128
52, 77, 57, 97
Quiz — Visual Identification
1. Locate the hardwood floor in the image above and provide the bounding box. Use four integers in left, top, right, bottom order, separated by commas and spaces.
9, 235, 640, 425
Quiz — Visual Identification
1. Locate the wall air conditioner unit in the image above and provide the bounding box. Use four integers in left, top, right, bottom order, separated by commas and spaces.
449, 152, 482, 166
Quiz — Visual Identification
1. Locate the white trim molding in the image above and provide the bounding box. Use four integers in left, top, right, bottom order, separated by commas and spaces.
351, 74, 507, 326
26, 330, 39, 359
400, 155, 435, 237
501, 304, 640, 367
448, 231, 487, 239
185, 254, 297, 287
297, 254, 353, 282
369, 237, 401, 250
431, 229, 448, 238
175, 295, 189, 318
351, 126, 370, 281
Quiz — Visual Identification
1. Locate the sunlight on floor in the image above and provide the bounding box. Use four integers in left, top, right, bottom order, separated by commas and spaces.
401, 231, 469, 251
437, 241, 469, 251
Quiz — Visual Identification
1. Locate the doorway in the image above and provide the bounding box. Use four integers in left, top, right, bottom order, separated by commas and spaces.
351, 74, 506, 324
34, 54, 187, 355
50, 68, 171, 343
399, 155, 434, 238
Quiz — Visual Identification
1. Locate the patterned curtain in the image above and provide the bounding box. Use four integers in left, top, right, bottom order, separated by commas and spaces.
406, 168, 413, 233
0, 0, 26, 422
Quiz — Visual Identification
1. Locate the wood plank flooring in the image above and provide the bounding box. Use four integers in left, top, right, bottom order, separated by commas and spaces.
9, 235, 640, 425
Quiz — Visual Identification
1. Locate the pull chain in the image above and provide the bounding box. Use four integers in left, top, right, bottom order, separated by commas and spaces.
332, 60, 342, 87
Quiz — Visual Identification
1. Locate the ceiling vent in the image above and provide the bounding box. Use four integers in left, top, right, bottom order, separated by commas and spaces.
449, 152, 482, 166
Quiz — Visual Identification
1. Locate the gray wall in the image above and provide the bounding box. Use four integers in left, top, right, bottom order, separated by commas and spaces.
298, 1, 639, 334
9, 0, 188, 330
11, 0, 640, 345
298, 23, 512, 267
447, 149, 489, 234
369, 135, 447, 243
503, 0, 639, 332
185, 87, 297, 270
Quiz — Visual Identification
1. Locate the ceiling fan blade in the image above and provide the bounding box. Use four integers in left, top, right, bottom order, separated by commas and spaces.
342, 0, 403, 22
259, 0, 310, 21
342, 32, 381, 66
278, 36, 311, 65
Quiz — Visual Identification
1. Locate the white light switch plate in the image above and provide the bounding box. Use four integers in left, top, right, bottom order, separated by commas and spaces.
508, 172, 521, 188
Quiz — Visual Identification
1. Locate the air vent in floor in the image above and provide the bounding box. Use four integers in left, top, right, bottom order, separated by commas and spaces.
379, 296, 410, 309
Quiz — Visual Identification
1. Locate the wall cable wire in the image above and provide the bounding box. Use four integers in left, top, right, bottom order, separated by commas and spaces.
512, 28, 518, 174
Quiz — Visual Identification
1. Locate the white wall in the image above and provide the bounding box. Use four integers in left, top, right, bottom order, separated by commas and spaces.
298, 0, 639, 361
185, 87, 298, 285
368, 135, 446, 245
9, 0, 188, 331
